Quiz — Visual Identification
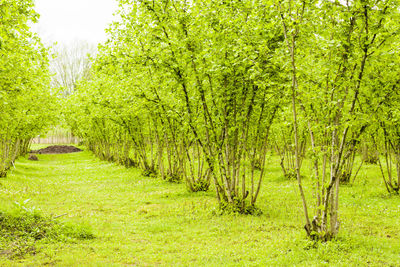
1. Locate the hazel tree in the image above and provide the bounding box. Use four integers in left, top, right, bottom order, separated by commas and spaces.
276, 0, 400, 240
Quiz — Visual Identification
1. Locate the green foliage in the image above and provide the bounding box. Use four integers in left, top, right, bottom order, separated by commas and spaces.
214, 199, 263, 216
60, 0, 400, 239
65, 0, 282, 210
2, 0, 400, 262
141, 167, 157, 178
0, 207, 94, 259
190, 179, 210, 192
0, 208, 93, 242
0, 0, 57, 176
276, 0, 400, 239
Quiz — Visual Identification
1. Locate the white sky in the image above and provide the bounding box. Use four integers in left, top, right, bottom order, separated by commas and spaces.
32, 0, 119, 46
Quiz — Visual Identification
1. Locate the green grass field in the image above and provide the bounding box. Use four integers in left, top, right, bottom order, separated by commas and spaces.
0, 146, 399, 266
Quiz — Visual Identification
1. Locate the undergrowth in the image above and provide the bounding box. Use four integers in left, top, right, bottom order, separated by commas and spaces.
0, 206, 93, 259
213, 199, 263, 216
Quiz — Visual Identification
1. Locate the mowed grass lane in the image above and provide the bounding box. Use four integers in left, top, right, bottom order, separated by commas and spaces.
0, 147, 399, 266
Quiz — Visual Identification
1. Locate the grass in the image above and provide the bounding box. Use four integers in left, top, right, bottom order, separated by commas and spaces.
0, 145, 399, 266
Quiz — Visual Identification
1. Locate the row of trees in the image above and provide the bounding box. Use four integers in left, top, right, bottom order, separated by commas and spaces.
0, 0, 55, 176
65, 0, 400, 240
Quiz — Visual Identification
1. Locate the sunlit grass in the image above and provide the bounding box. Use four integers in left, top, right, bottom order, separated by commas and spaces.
0, 147, 399, 265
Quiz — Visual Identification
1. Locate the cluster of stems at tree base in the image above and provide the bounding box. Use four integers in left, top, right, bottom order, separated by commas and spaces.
374, 126, 400, 194
304, 215, 340, 242
83, 131, 212, 192
215, 198, 263, 216
0, 138, 31, 178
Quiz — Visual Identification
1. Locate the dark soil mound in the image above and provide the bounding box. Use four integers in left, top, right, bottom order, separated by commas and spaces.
28, 154, 39, 161
31, 145, 82, 154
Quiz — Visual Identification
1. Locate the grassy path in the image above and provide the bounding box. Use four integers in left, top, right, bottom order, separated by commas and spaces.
1, 148, 400, 266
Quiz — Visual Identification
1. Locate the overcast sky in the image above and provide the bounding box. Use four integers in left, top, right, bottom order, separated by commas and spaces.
32, 0, 119, 46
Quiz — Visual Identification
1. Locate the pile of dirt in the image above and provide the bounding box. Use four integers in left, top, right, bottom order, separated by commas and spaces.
28, 154, 39, 161
30, 145, 82, 154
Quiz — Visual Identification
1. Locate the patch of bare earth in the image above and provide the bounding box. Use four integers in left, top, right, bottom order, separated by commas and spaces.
30, 145, 82, 154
